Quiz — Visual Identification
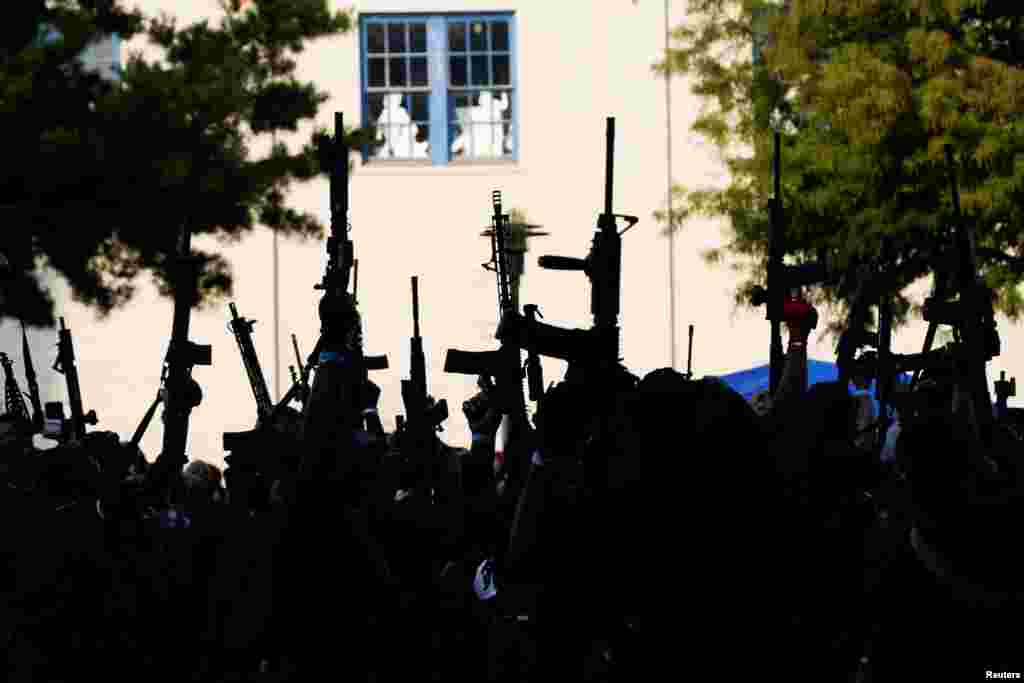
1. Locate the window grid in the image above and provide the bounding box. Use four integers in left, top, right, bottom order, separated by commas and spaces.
445, 18, 513, 162
360, 13, 516, 165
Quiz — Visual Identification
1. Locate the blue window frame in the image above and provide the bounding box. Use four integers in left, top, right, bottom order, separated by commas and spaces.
359, 13, 517, 165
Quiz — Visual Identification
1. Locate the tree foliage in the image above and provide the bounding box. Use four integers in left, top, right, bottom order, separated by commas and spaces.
0, 0, 371, 327
657, 0, 1024, 338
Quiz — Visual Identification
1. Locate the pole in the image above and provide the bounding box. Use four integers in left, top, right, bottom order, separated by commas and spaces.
665, 0, 677, 370
272, 130, 281, 402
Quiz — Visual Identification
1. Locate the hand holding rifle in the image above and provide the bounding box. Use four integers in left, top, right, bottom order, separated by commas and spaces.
463, 376, 503, 441
782, 291, 818, 346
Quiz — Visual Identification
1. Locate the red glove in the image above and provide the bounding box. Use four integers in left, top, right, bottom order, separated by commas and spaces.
783, 295, 816, 343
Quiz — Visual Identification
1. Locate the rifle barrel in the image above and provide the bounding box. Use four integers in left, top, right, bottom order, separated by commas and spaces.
333, 111, 348, 236
773, 130, 781, 200
687, 324, 694, 376
604, 117, 614, 218
411, 276, 420, 338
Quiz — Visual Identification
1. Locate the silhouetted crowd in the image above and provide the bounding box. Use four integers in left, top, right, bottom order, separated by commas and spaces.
3, 291, 1024, 683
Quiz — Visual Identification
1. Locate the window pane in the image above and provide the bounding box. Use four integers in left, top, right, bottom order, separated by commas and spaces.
449, 93, 511, 159
367, 23, 385, 53
410, 57, 428, 86
368, 58, 385, 87
410, 23, 427, 53
372, 93, 408, 127
493, 55, 510, 86
387, 23, 407, 53
410, 93, 429, 122
471, 55, 489, 86
450, 56, 467, 86
491, 21, 509, 51
448, 22, 466, 52
389, 57, 407, 87
470, 21, 487, 51
367, 93, 387, 122
449, 94, 472, 159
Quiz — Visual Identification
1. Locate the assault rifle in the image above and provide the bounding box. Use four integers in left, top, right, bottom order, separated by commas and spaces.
228, 302, 274, 423
291, 333, 311, 405
51, 317, 98, 443
260, 332, 313, 422
494, 117, 640, 373
920, 146, 1000, 448
1, 351, 30, 428
311, 113, 387, 373
296, 111, 387, 482
400, 277, 449, 497
445, 191, 529, 421
21, 320, 43, 433
748, 131, 830, 396
129, 364, 167, 457
145, 120, 214, 495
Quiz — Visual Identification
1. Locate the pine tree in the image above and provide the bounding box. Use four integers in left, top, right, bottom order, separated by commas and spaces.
0, 0, 371, 327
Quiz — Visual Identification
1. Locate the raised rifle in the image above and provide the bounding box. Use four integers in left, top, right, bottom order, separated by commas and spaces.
444, 191, 529, 421
748, 131, 830, 395
919, 146, 1000, 448
51, 317, 98, 443
146, 119, 214, 494
400, 276, 449, 496
292, 333, 310, 403
21, 319, 43, 432
228, 302, 274, 424
130, 364, 167, 454
314, 113, 387, 371
910, 259, 951, 391
296, 110, 387, 477
259, 333, 313, 423
493, 118, 640, 370
1, 351, 31, 428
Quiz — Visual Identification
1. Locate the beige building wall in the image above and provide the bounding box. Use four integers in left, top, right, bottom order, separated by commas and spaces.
28, 1, 1018, 468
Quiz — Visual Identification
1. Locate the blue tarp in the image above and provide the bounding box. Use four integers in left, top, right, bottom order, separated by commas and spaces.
714, 359, 912, 415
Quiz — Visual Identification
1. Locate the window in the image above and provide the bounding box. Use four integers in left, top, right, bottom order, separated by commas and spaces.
360, 13, 517, 165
